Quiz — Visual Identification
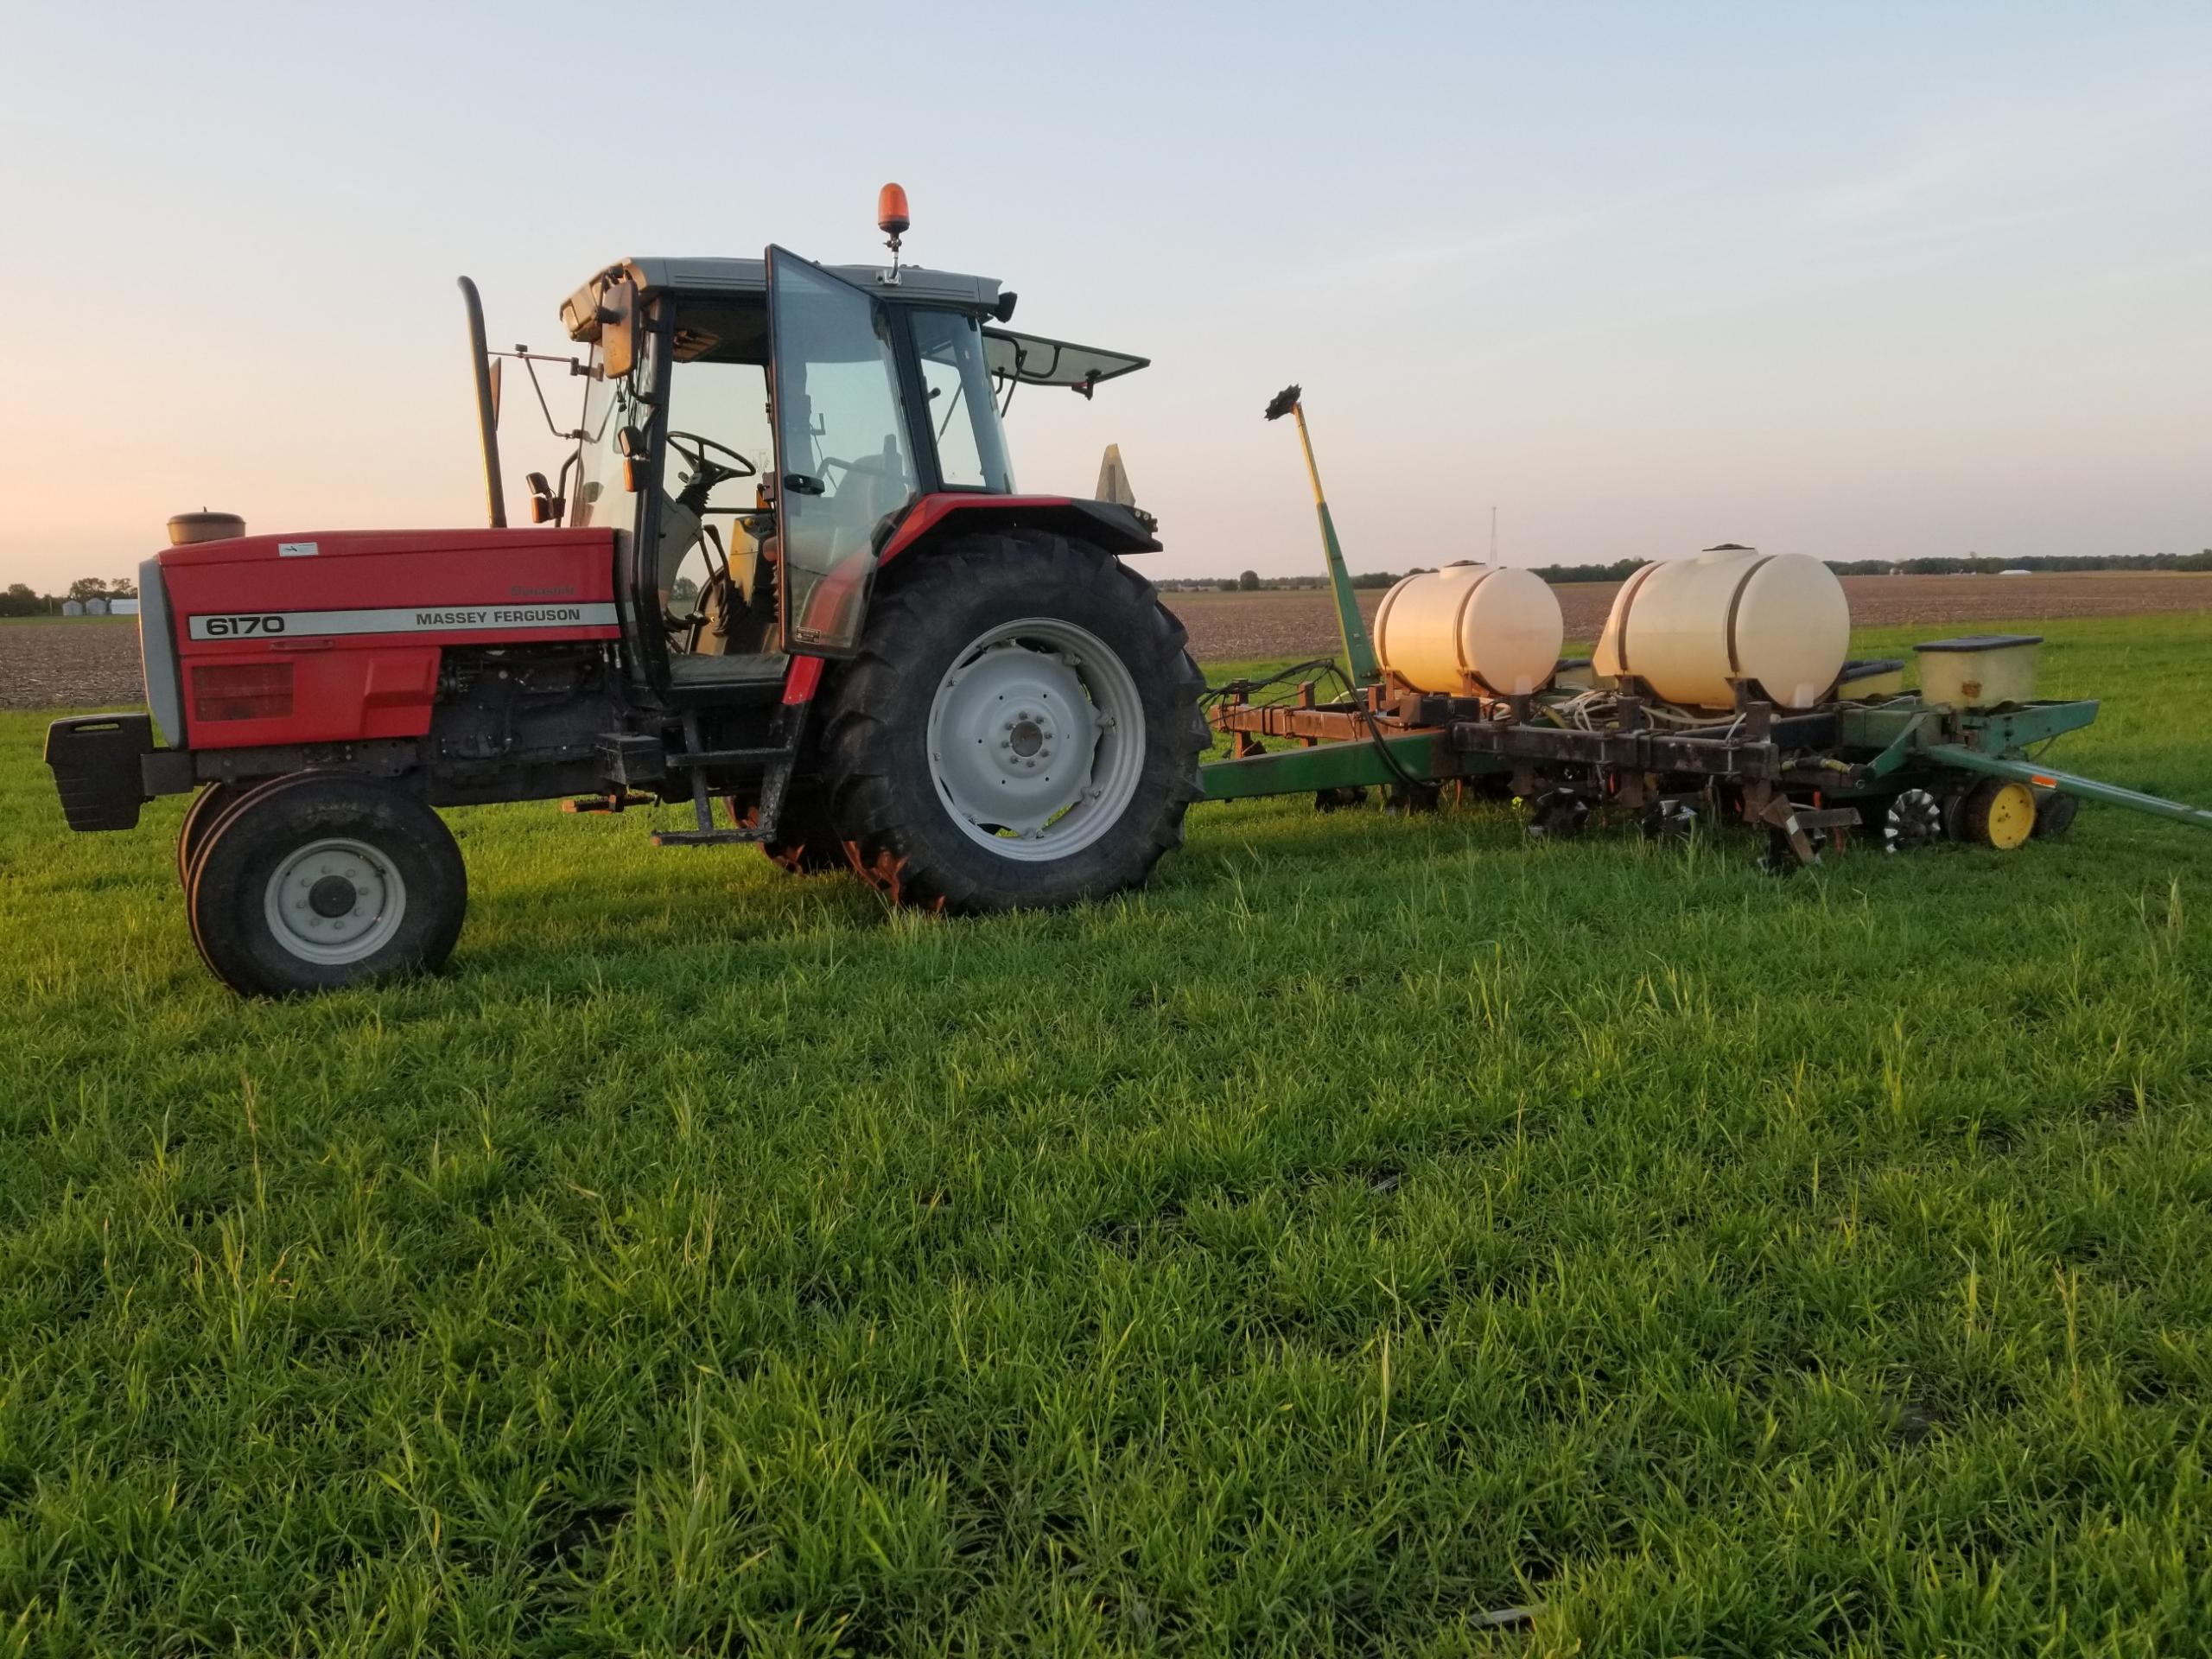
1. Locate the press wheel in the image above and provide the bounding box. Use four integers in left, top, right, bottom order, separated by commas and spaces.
1955, 779, 2037, 849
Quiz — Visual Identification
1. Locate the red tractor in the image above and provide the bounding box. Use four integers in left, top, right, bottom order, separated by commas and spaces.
46, 196, 1207, 995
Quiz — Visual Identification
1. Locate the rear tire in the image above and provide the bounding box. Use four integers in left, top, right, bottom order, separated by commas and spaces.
817, 531, 1205, 912
739, 783, 850, 875
188, 776, 467, 995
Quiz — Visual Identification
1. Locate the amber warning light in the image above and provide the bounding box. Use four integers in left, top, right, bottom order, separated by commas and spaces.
878, 183, 910, 246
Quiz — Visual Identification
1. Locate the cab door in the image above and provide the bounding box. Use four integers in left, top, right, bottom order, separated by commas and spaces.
764, 247, 922, 655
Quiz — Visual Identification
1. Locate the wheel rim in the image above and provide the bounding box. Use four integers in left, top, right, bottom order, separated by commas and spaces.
925, 617, 1147, 861
1982, 781, 2037, 849
262, 836, 408, 964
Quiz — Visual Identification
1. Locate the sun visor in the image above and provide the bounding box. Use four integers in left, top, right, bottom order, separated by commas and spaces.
982, 329, 1149, 397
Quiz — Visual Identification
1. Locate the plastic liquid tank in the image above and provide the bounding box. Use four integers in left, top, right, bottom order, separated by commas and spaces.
1592, 544, 1848, 710
1372, 564, 1564, 696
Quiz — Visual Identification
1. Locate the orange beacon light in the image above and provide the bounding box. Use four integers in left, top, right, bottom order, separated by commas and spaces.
877, 183, 911, 245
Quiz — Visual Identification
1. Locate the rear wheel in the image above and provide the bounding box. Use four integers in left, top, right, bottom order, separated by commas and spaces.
818, 531, 1205, 912
738, 783, 850, 875
188, 776, 467, 995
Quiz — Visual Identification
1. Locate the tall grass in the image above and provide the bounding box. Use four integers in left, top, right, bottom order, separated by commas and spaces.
0, 613, 2208, 1653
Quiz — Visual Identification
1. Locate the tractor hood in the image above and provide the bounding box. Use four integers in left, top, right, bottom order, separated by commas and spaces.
156, 526, 609, 569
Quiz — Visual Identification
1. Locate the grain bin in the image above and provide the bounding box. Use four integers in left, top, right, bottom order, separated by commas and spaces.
1372, 564, 1563, 697
1592, 544, 1848, 710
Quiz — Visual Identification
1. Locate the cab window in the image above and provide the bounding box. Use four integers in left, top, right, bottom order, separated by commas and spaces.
911, 308, 1014, 493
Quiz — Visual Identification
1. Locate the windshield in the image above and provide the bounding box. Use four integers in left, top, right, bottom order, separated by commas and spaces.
912, 308, 1014, 492
570, 345, 639, 533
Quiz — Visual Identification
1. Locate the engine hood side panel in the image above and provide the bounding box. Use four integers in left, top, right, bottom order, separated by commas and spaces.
159, 528, 620, 750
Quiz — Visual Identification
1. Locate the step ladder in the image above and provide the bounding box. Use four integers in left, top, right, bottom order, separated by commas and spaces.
649, 711, 801, 848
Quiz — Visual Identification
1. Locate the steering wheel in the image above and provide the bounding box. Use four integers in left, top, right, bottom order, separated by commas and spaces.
667, 430, 759, 505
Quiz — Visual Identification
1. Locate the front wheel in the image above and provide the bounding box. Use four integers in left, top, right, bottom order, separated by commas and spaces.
176, 780, 242, 888
817, 531, 1206, 912
188, 776, 467, 995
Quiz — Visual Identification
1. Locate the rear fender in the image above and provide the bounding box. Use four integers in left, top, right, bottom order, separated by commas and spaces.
779, 494, 1160, 707
878, 494, 1160, 566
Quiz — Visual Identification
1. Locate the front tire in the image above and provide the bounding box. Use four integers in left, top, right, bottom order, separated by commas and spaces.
188, 776, 467, 995
176, 781, 242, 888
817, 532, 1205, 912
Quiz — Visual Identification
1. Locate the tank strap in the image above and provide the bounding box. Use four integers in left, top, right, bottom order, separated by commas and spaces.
1608, 561, 1663, 677
1720, 555, 1777, 677
1451, 568, 1491, 688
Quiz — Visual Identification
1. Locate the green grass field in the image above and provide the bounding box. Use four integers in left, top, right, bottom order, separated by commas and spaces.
3, 613, 2210, 1655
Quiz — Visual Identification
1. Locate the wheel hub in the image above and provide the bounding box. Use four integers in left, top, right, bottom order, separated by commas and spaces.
307, 874, 358, 918
925, 620, 1147, 861
264, 837, 407, 964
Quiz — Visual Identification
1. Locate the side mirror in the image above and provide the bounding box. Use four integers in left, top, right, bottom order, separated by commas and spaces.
617, 426, 647, 493
597, 279, 639, 378
524, 471, 565, 525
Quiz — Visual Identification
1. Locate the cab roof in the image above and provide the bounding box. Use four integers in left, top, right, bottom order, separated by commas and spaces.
563, 257, 1147, 393
562, 257, 1001, 343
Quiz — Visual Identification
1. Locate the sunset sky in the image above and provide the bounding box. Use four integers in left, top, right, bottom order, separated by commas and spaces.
3, 0, 2206, 594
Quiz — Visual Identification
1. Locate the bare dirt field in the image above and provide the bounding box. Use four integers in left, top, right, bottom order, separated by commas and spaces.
0, 619, 143, 710
3, 573, 2209, 710
1168, 571, 2212, 661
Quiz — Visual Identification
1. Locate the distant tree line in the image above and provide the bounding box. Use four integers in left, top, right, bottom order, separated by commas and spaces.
0, 575, 140, 617
1159, 569, 1440, 594
1160, 550, 2212, 593
1821, 551, 2212, 576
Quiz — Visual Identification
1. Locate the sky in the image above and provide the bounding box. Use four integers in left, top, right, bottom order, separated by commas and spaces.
2, 0, 2206, 593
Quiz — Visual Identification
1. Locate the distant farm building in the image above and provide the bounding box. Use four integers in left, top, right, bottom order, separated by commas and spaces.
83, 597, 109, 615
1999, 568, 2033, 576
110, 597, 140, 615
60, 600, 84, 617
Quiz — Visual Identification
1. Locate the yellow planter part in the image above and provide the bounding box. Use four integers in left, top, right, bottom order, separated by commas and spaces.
1959, 779, 2038, 849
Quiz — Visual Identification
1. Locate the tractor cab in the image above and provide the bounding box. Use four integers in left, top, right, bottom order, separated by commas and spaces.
545, 247, 1148, 702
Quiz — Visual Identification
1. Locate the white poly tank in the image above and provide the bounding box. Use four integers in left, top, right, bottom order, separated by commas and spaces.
1372, 563, 1564, 697
1592, 545, 1848, 710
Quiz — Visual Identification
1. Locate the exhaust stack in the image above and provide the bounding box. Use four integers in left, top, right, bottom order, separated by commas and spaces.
458, 276, 507, 529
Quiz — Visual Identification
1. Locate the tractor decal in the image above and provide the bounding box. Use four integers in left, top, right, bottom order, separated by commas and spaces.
185, 603, 620, 641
